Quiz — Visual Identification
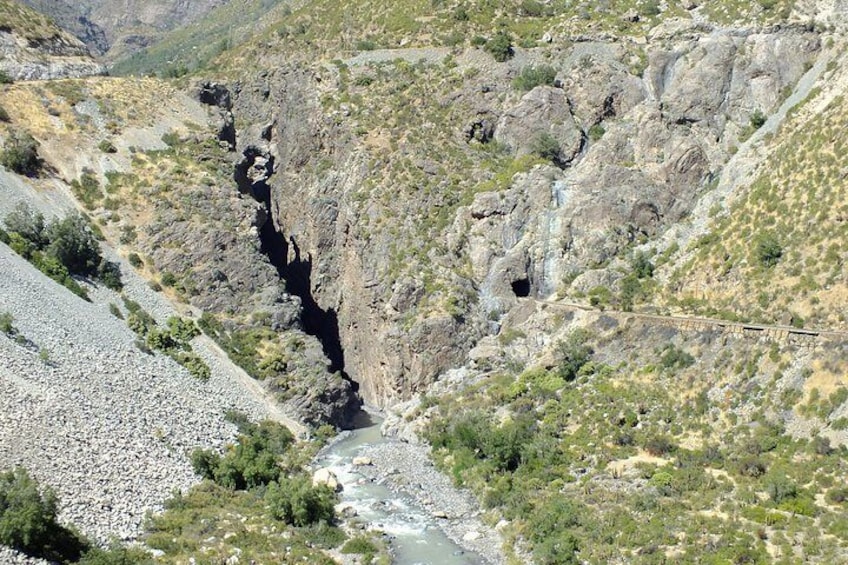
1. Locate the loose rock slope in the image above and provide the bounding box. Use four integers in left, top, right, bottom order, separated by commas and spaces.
0, 242, 275, 543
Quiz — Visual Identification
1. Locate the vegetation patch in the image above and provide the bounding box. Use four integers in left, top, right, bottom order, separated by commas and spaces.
2, 203, 123, 299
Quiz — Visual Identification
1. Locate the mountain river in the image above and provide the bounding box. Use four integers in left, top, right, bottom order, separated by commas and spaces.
316, 413, 488, 564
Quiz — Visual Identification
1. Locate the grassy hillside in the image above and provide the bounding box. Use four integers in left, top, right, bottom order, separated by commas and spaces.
661, 71, 848, 331
111, 0, 801, 78
420, 310, 848, 563
0, 0, 63, 41
109, 0, 287, 77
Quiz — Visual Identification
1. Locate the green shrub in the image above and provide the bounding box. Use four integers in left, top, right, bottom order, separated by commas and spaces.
0, 132, 40, 176
554, 331, 593, 382
146, 327, 180, 351
97, 260, 123, 290
750, 110, 766, 129
172, 351, 210, 380
659, 345, 695, 370
766, 476, 797, 504
126, 310, 156, 337
195, 421, 295, 489
827, 487, 848, 504
354, 39, 376, 51
0, 105, 9, 122
266, 477, 336, 527
190, 449, 221, 480
588, 123, 605, 141
0, 312, 13, 335
532, 531, 579, 565
520, 0, 546, 17
3, 202, 46, 248
160, 271, 177, 287
631, 250, 655, 278
77, 543, 153, 564
485, 31, 514, 62
70, 172, 102, 210
512, 65, 557, 91
108, 303, 124, 319
754, 232, 782, 267
97, 140, 117, 154
167, 316, 199, 342
161, 132, 181, 147
0, 467, 88, 562
640, 0, 661, 16
128, 253, 143, 268
303, 522, 346, 549
341, 536, 377, 554
0, 70, 12, 84
38, 256, 89, 299
529, 132, 561, 163
45, 214, 102, 276
644, 435, 675, 456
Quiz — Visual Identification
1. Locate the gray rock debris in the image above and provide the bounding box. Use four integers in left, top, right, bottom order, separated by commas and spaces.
0, 243, 274, 543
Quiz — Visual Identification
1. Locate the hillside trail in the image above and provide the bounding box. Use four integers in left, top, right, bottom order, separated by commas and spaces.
648, 44, 836, 271
527, 298, 848, 340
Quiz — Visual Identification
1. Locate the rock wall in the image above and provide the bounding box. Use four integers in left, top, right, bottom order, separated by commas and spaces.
227, 23, 820, 408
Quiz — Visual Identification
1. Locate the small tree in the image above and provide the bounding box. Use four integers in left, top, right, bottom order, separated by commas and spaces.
0, 468, 58, 552
97, 259, 123, 291
0, 132, 41, 176
631, 250, 655, 278
266, 477, 336, 527
555, 330, 593, 382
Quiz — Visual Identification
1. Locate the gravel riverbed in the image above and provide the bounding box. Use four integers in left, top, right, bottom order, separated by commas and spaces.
355, 438, 506, 564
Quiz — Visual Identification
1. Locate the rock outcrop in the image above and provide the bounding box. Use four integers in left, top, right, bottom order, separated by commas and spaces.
0, 15, 103, 80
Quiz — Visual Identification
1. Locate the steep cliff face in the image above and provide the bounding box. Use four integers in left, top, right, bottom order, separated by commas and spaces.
0, 0, 103, 79
226, 20, 821, 407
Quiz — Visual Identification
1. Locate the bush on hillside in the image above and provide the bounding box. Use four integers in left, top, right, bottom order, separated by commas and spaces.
0, 132, 41, 176
555, 331, 593, 382
529, 132, 561, 163
754, 232, 782, 267
45, 214, 102, 276
191, 420, 296, 490
513, 65, 557, 91
0, 467, 88, 562
485, 31, 514, 62
97, 259, 123, 291
3, 202, 46, 248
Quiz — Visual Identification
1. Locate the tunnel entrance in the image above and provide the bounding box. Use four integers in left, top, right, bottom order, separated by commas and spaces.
511, 277, 531, 298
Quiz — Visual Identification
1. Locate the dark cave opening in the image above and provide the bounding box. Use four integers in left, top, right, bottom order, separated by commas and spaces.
281, 236, 352, 384
511, 277, 531, 298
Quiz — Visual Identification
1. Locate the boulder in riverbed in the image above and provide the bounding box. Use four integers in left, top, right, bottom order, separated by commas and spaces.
312, 468, 342, 492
